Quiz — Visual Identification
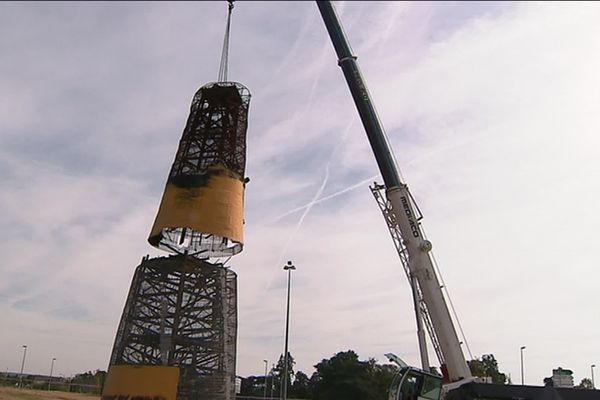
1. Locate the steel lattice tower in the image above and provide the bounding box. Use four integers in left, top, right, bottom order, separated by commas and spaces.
103, 4, 251, 399
104, 82, 250, 400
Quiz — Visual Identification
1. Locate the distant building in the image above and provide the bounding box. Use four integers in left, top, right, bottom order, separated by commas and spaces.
551, 367, 574, 388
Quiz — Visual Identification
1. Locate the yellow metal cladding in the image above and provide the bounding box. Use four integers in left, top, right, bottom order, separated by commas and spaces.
150, 173, 244, 245
101, 365, 179, 400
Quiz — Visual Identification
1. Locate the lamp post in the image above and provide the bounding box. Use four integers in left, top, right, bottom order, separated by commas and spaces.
592, 364, 596, 389
263, 359, 268, 399
282, 261, 296, 400
19, 345, 27, 388
520, 346, 526, 385
48, 358, 56, 391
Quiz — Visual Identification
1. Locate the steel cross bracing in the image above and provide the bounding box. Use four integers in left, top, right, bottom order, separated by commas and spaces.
170, 82, 250, 180
152, 81, 251, 259
370, 183, 445, 366
109, 255, 237, 400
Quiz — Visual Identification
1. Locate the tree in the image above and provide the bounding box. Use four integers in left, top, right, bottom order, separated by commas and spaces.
311, 350, 396, 400
291, 370, 312, 398
467, 359, 486, 378
482, 354, 507, 384
272, 352, 296, 397
576, 378, 594, 389
367, 361, 397, 400
467, 354, 507, 384
312, 350, 369, 400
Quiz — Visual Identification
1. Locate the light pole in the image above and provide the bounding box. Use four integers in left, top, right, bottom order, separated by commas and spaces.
48, 358, 56, 391
592, 364, 596, 389
520, 346, 526, 385
263, 359, 268, 399
19, 345, 27, 388
282, 261, 296, 400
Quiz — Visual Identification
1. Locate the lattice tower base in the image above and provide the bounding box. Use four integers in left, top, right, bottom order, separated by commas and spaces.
108, 255, 237, 400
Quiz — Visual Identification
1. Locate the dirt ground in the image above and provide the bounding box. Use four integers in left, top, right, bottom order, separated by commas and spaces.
0, 387, 99, 400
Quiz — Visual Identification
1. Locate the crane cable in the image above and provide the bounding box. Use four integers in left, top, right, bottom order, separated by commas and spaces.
429, 249, 474, 361
218, 0, 235, 82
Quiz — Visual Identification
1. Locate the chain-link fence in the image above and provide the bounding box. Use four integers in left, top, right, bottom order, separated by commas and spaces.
0, 375, 309, 399
0, 375, 102, 394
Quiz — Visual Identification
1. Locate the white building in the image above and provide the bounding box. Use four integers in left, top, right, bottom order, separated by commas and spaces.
551, 367, 574, 388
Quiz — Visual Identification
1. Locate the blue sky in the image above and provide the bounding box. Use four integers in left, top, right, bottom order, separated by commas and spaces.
1, 1, 599, 387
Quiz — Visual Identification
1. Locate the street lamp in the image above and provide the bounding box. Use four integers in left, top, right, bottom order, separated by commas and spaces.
263, 359, 268, 399
520, 346, 526, 385
592, 364, 596, 389
48, 358, 56, 391
282, 261, 296, 400
19, 345, 27, 388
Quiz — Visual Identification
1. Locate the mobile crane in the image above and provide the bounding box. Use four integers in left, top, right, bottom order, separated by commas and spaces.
316, 2, 600, 400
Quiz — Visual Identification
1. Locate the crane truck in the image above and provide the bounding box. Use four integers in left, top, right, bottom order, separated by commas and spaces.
316, 2, 600, 400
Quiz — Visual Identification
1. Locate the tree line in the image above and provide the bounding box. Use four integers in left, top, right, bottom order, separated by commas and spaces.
240, 350, 397, 400
240, 351, 517, 399
242, 350, 597, 399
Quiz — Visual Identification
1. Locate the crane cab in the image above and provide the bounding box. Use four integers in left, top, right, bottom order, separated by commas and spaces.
389, 367, 443, 400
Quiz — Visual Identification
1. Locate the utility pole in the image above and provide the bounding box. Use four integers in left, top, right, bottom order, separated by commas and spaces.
19, 345, 27, 388
48, 358, 56, 391
282, 261, 296, 400
263, 359, 268, 399
520, 346, 526, 385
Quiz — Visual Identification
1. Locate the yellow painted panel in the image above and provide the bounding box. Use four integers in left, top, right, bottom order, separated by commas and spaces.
101, 365, 179, 400
149, 174, 244, 244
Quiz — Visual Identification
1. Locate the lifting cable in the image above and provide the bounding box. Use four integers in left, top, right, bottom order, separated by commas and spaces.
218, 0, 235, 82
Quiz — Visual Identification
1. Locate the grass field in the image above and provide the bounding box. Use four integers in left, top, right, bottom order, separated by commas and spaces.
0, 387, 99, 400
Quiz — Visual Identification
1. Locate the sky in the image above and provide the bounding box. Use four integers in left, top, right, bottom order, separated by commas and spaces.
1, 0, 599, 388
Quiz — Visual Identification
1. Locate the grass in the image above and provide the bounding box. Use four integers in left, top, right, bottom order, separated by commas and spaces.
0, 387, 99, 400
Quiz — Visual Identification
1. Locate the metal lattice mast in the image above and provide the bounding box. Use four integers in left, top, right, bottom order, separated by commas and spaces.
109, 255, 237, 400
370, 183, 444, 366
148, 82, 251, 258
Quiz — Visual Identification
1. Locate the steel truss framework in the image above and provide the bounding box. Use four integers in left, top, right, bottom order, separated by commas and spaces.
109, 255, 237, 400
171, 81, 250, 181
370, 183, 445, 366
153, 81, 251, 258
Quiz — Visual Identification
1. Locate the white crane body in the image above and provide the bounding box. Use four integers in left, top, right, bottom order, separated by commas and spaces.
386, 186, 472, 382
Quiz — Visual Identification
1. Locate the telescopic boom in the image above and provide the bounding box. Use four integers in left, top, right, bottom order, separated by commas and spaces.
316, 0, 472, 382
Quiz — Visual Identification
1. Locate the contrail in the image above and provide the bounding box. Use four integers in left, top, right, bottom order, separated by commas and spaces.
263, 164, 330, 293
273, 163, 330, 270
270, 131, 479, 223
270, 173, 379, 223
264, 117, 356, 291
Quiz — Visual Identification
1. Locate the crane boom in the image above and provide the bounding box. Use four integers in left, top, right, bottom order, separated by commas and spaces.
316, 0, 472, 382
